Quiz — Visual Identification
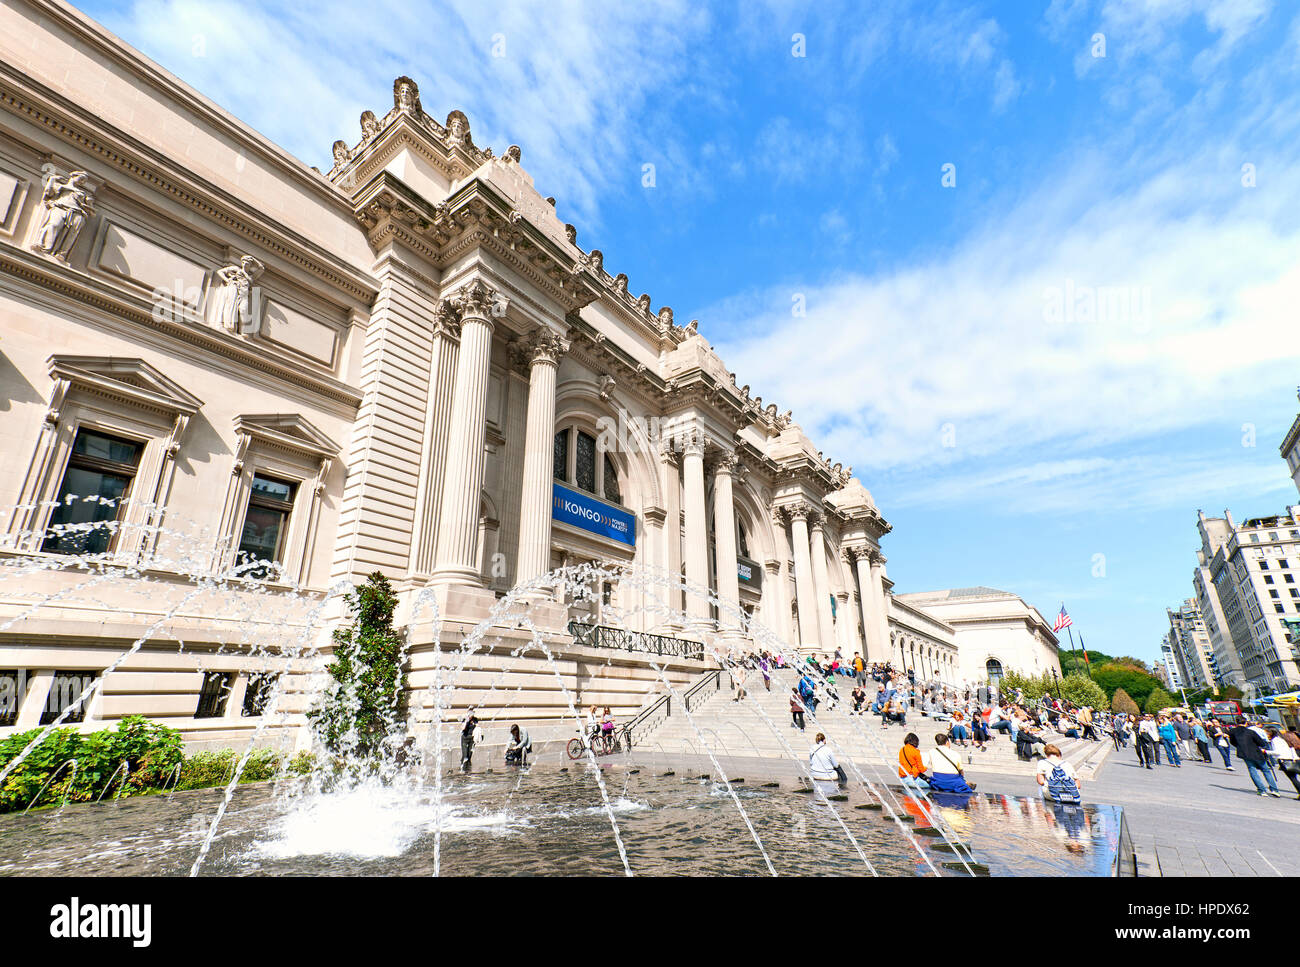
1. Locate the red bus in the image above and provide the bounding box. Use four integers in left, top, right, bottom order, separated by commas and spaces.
1206, 700, 1244, 724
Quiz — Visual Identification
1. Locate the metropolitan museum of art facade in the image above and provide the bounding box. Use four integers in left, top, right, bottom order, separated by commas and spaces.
0, 2, 1056, 747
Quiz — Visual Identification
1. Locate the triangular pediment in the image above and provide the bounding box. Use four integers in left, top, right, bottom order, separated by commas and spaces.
233, 413, 340, 458
47, 355, 204, 415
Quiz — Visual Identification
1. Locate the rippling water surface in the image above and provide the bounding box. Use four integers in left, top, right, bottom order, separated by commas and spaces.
0, 767, 1127, 876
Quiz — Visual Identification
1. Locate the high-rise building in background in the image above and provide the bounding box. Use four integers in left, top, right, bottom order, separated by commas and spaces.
1164, 599, 1218, 691
1193, 509, 1300, 698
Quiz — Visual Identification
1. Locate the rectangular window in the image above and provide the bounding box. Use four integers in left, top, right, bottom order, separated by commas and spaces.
195, 672, 234, 719
1266, 575, 1274, 584
0, 670, 24, 727
1270, 589, 1280, 598
40, 671, 98, 725
1276, 604, 1286, 614
237, 473, 297, 578
1260, 561, 1269, 570
42, 430, 143, 555
241, 673, 279, 717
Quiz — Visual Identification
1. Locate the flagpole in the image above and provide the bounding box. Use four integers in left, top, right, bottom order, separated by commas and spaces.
1079, 633, 1093, 680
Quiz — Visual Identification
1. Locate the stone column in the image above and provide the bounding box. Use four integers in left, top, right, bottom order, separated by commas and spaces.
788, 504, 821, 650
770, 508, 795, 645
432, 281, 501, 586
681, 435, 711, 622
514, 328, 566, 589
809, 514, 836, 655
658, 442, 683, 625
854, 550, 883, 663
712, 452, 741, 630
870, 552, 891, 666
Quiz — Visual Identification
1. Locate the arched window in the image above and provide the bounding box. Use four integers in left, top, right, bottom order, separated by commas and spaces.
737, 519, 750, 559
986, 658, 1004, 683
555, 426, 618, 501
575, 430, 597, 492
553, 430, 568, 481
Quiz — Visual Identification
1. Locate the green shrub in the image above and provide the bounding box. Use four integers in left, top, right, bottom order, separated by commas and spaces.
0, 716, 184, 812
1145, 687, 1178, 713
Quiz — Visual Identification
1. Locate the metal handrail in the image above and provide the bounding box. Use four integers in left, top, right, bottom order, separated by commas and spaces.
568, 620, 705, 661
622, 691, 672, 750
684, 669, 723, 713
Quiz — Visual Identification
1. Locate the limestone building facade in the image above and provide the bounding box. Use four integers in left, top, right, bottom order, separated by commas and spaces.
0, 1, 962, 746
892, 587, 1061, 686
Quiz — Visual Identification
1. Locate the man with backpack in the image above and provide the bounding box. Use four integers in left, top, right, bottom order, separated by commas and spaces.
1036, 743, 1083, 804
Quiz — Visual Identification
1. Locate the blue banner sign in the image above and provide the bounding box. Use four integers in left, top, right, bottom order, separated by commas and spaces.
737, 557, 762, 589
552, 483, 636, 547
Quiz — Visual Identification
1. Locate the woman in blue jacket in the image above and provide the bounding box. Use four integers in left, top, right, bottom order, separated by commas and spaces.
1157, 715, 1182, 766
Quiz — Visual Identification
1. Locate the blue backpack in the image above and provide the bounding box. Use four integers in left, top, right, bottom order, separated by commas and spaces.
1045, 761, 1080, 803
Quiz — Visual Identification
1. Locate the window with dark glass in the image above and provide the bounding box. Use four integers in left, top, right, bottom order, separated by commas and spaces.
237, 474, 297, 578
737, 521, 750, 559
575, 431, 597, 493
553, 429, 568, 481
602, 453, 621, 504
195, 672, 234, 719
40, 671, 98, 725
0, 670, 24, 727
42, 429, 143, 555
985, 658, 1004, 683
241, 673, 279, 717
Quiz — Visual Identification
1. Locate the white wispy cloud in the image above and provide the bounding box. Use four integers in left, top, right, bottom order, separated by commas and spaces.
90, 0, 701, 225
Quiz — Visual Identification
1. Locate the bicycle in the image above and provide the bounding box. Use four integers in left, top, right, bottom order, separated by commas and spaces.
566, 727, 623, 760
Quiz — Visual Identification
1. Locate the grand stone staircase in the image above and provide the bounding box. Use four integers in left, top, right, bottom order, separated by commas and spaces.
637, 666, 1113, 780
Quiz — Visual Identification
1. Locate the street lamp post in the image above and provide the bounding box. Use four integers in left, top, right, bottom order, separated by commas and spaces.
1052, 667, 1061, 700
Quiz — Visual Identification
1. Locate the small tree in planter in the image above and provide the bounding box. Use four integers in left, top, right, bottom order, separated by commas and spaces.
308, 571, 408, 763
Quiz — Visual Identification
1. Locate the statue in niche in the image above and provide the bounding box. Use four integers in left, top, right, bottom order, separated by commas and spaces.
31, 168, 95, 262
213, 255, 265, 334
360, 110, 380, 141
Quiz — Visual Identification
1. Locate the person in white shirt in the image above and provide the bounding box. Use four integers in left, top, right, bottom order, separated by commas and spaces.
1268, 727, 1300, 798
809, 732, 841, 782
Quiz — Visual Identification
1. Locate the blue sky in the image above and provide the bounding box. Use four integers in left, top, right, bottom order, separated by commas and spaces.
77, 0, 1300, 665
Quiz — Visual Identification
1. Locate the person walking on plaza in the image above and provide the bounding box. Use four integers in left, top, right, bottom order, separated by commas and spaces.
1231, 722, 1281, 796
1267, 726, 1300, 798
460, 706, 479, 772
1137, 715, 1159, 769
1193, 719, 1212, 763
1211, 720, 1234, 769
790, 688, 806, 731
1173, 714, 1194, 760
1157, 714, 1182, 767
732, 664, 747, 702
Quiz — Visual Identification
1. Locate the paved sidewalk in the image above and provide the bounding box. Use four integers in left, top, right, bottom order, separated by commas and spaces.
965, 745, 1300, 877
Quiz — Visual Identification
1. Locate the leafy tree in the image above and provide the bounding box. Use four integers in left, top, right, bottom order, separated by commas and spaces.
308, 572, 408, 761
1110, 687, 1140, 716
1059, 650, 1112, 677
1144, 687, 1178, 713
1058, 672, 1109, 710
1091, 663, 1163, 708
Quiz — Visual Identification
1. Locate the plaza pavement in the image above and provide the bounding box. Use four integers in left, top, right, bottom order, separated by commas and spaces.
962, 743, 1300, 877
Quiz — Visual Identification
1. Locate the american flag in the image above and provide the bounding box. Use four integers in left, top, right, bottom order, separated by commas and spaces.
1053, 605, 1072, 633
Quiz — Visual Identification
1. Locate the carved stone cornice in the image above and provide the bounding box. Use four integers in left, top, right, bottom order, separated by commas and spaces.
351, 173, 599, 316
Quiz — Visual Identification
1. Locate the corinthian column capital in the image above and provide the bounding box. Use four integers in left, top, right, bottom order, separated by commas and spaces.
712, 450, 740, 475
514, 327, 567, 369
432, 297, 462, 338
451, 279, 505, 322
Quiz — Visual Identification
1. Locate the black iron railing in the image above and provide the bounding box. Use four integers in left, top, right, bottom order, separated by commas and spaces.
684, 669, 723, 713
622, 692, 671, 750
568, 621, 705, 661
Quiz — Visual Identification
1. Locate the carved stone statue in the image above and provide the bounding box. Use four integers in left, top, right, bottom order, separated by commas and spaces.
360, 110, 379, 141
657, 306, 673, 332
213, 255, 265, 333
31, 168, 95, 262
504, 144, 522, 164
685, 319, 699, 334
637, 293, 651, 314
445, 111, 470, 146
588, 249, 603, 274
331, 140, 350, 168
393, 76, 421, 116
613, 273, 628, 295
565, 223, 577, 245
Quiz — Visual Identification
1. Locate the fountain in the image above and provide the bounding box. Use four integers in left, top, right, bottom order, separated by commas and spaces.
0, 504, 1133, 877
